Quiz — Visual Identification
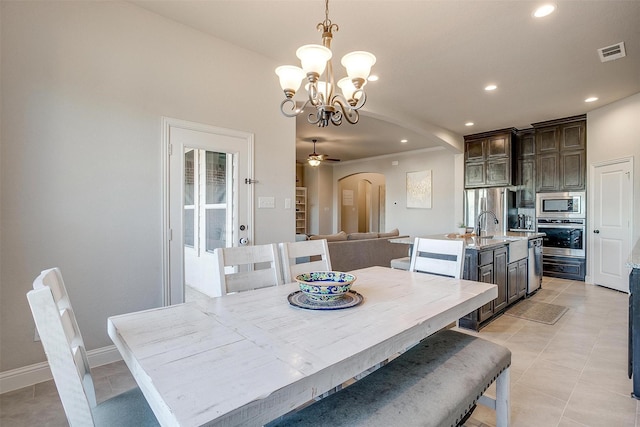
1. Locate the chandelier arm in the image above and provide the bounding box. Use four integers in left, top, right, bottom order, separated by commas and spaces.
307, 109, 322, 125
330, 109, 343, 126
280, 98, 309, 118
331, 96, 359, 125
351, 89, 367, 110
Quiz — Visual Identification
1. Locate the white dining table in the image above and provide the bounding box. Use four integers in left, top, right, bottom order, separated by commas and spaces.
107, 266, 497, 427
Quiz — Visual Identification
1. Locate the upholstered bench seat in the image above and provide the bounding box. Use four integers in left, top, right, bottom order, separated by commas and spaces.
390, 256, 411, 270
268, 329, 511, 427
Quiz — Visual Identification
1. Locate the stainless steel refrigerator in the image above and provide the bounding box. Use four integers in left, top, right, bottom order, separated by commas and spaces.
463, 188, 517, 235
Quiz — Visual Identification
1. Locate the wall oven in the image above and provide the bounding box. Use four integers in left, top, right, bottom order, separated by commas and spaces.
536, 218, 586, 257
536, 192, 585, 219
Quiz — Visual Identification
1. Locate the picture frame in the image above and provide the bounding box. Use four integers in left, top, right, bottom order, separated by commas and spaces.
406, 170, 432, 209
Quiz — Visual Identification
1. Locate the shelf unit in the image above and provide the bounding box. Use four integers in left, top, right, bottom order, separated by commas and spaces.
295, 187, 307, 235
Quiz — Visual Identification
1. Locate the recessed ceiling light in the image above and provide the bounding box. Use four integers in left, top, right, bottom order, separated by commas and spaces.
585, 97, 599, 103
368, 75, 379, 82
533, 4, 556, 18
485, 84, 497, 91
400, 139, 408, 143
465, 122, 474, 127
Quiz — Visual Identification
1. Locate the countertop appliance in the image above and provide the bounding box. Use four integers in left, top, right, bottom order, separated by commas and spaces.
464, 188, 516, 235
536, 191, 585, 219
527, 237, 543, 295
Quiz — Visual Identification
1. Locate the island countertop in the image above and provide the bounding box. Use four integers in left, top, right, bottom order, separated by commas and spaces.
391, 231, 545, 251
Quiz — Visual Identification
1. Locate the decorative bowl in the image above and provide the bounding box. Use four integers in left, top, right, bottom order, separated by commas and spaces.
295, 271, 357, 302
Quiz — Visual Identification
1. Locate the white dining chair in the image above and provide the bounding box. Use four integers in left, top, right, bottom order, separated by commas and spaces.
26, 267, 158, 427
213, 243, 283, 294
279, 239, 332, 282
409, 237, 466, 279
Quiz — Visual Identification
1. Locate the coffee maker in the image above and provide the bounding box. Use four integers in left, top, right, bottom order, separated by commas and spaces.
517, 214, 526, 229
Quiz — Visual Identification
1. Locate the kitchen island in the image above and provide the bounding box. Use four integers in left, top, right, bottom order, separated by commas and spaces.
392, 231, 545, 330
627, 241, 640, 398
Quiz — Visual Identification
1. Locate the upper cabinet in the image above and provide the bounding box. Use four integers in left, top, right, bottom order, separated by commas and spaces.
533, 115, 586, 192
464, 129, 516, 188
516, 128, 536, 208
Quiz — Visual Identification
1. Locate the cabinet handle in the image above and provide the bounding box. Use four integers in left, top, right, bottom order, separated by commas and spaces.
594, 229, 600, 234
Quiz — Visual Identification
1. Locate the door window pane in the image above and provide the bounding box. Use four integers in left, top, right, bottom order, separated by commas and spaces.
185, 150, 195, 205
206, 209, 226, 252
184, 150, 195, 247
206, 151, 226, 204
184, 209, 195, 247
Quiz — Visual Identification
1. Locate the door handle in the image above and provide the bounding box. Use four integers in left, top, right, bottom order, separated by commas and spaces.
594, 229, 600, 234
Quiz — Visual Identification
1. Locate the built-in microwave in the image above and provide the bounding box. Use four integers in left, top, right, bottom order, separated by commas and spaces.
536, 192, 585, 219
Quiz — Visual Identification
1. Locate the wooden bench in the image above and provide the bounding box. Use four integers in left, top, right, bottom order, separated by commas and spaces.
268, 329, 511, 427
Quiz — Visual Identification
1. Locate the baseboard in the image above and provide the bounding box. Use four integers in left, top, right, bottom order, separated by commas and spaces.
0, 345, 122, 394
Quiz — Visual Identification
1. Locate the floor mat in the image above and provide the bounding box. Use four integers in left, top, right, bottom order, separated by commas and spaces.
504, 299, 568, 325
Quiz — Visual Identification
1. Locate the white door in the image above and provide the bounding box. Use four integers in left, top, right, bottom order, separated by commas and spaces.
163, 118, 253, 304
591, 158, 633, 292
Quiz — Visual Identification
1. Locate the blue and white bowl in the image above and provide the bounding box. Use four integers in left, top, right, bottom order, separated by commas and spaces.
295, 271, 357, 302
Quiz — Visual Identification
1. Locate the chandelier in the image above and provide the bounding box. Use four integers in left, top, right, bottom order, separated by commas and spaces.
275, 0, 376, 127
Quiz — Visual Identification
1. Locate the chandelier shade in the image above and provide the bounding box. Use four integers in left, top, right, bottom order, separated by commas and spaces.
341, 51, 376, 84
275, 0, 376, 127
296, 44, 332, 76
275, 66, 305, 97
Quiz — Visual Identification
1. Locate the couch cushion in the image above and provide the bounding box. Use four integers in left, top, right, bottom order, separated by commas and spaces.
309, 231, 347, 242
378, 228, 400, 238
347, 232, 379, 240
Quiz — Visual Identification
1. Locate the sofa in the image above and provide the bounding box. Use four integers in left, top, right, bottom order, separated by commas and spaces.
308, 229, 411, 272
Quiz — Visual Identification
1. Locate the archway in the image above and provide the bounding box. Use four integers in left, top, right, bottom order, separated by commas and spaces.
338, 172, 385, 233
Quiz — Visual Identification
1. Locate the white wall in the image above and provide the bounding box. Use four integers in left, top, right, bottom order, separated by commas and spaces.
0, 1, 295, 372
587, 92, 640, 248
332, 148, 460, 237
303, 164, 334, 235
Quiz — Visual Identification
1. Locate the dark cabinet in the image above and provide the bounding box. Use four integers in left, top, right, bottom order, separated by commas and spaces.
517, 259, 528, 299
478, 263, 494, 322
493, 247, 508, 313
459, 245, 513, 329
516, 129, 536, 208
534, 115, 586, 192
508, 258, 528, 304
507, 262, 519, 304
464, 129, 516, 188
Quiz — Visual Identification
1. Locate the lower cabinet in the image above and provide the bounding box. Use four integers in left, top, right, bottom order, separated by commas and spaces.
543, 255, 585, 281
507, 258, 528, 305
459, 245, 528, 331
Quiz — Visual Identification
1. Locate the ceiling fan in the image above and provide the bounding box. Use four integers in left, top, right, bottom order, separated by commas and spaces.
307, 139, 340, 166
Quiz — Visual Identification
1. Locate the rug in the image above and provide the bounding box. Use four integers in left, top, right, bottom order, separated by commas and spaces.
504, 300, 569, 325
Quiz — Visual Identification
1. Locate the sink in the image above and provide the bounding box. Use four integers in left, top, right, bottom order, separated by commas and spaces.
475, 235, 528, 262
507, 238, 528, 263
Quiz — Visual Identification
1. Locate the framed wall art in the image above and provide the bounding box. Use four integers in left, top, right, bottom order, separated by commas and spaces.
406, 170, 432, 209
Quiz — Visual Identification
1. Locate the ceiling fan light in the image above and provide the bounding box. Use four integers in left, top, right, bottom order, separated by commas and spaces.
296, 44, 332, 76
341, 51, 376, 82
308, 158, 321, 167
275, 66, 305, 96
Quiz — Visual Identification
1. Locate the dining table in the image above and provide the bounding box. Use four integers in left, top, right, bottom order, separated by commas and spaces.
107, 266, 497, 427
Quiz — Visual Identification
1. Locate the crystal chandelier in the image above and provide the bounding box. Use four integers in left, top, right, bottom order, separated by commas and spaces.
275, 0, 376, 127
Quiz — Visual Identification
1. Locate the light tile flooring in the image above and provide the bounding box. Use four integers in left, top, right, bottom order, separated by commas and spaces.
1, 277, 637, 426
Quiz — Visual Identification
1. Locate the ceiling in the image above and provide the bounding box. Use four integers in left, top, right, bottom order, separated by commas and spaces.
130, 0, 640, 163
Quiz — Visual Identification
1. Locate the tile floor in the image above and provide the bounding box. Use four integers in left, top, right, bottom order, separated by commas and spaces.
1, 276, 637, 426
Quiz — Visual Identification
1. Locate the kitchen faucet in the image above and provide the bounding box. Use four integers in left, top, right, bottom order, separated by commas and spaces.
475, 210, 499, 236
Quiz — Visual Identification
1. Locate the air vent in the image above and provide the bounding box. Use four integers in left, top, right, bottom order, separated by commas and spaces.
598, 42, 626, 62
